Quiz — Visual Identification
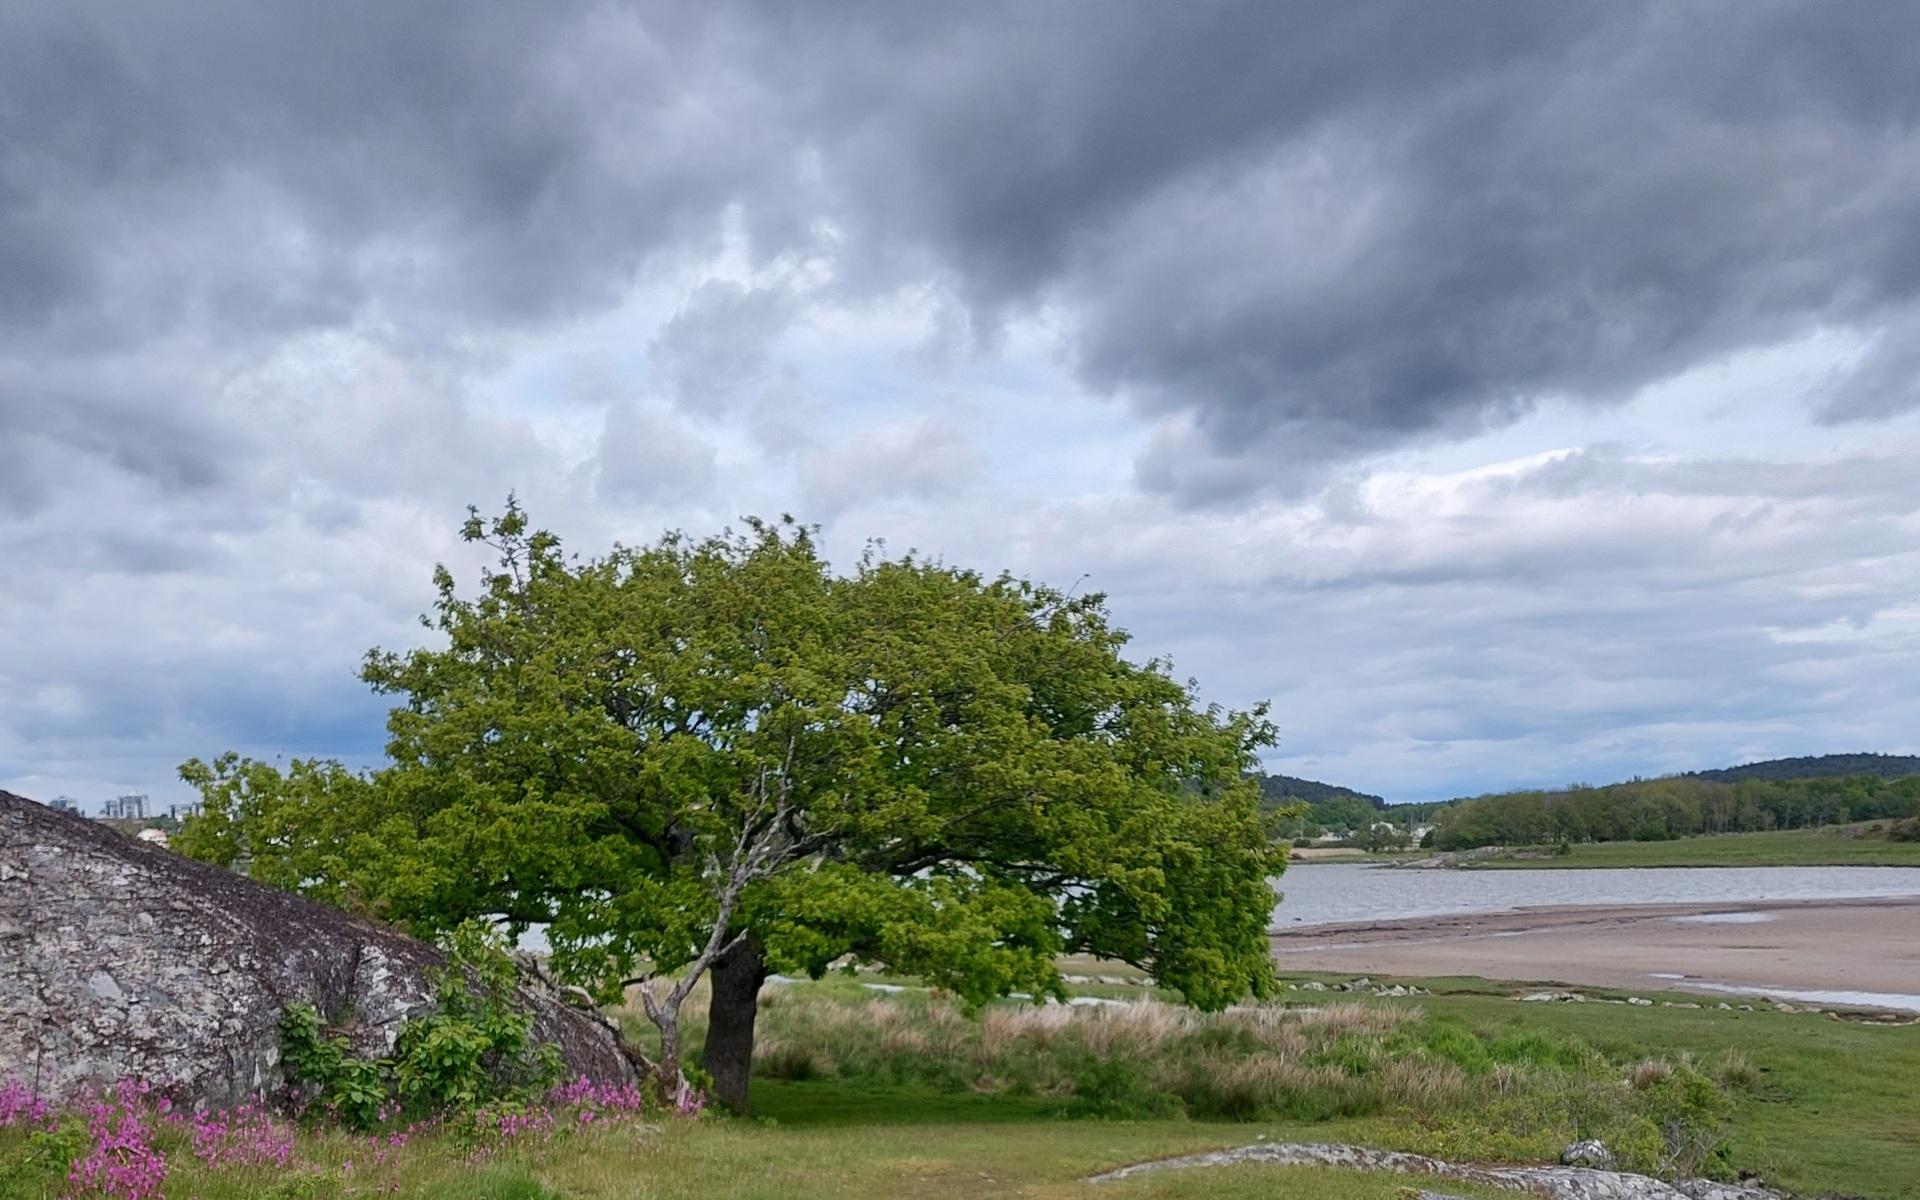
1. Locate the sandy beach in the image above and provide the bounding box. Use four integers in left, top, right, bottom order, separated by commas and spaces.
1270, 895, 1920, 1009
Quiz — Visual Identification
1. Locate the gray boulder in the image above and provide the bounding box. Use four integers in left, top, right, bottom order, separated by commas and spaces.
1087, 1141, 1791, 1200
0, 790, 637, 1106
1562, 1139, 1616, 1168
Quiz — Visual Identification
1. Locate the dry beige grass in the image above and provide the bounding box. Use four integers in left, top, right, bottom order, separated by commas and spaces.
741, 985, 1658, 1134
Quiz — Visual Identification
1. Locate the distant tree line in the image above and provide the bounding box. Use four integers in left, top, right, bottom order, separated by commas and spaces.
1430, 774, 1920, 851
1686, 752, 1920, 784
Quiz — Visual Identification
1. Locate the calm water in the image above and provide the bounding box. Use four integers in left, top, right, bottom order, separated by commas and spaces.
1270, 863, 1920, 928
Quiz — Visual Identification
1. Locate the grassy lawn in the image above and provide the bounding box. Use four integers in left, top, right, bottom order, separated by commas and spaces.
699, 969, 1920, 1199
1270, 971, 1920, 1199
0, 1095, 1517, 1200
8, 972, 1916, 1199
531, 1115, 1518, 1200
1469, 823, 1920, 868
553, 977, 1920, 1200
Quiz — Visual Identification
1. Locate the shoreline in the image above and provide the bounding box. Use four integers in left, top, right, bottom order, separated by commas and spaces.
1269, 894, 1920, 1010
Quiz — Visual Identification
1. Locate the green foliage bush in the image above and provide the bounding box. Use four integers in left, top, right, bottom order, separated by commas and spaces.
1411, 1022, 1491, 1073
280, 923, 561, 1129
1485, 1029, 1596, 1071
0, 1122, 85, 1200
1065, 1058, 1183, 1120
1630, 1059, 1734, 1176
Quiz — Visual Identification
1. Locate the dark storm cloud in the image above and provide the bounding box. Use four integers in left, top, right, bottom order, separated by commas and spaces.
779, 1, 1920, 494
0, 0, 797, 343
5, 1, 1920, 500
0, 364, 246, 511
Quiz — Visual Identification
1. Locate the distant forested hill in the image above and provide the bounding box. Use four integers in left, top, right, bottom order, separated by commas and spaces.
1431, 771, 1920, 851
1688, 753, 1920, 783
1254, 774, 1386, 810
1252, 773, 1401, 839
1249, 753, 1920, 846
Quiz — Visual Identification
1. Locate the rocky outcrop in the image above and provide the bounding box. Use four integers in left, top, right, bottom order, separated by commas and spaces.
0, 790, 636, 1106
1087, 1142, 1789, 1200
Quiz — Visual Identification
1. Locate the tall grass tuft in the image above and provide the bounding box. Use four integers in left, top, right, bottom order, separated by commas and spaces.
746, 987, 1736, 1176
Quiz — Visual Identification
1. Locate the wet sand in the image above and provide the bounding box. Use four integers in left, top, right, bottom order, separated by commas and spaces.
1270, 896, 1920, 1008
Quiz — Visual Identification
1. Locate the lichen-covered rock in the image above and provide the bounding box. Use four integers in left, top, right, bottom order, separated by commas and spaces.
1562, 1139, 1617, 1168
0, 791, 636, 1106
1087, 1141, 1791, 1200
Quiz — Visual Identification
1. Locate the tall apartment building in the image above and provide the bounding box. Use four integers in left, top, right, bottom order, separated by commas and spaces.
104, 793, 151, 820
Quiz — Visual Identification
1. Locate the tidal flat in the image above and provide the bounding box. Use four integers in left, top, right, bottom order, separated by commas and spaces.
1271, 865, 1920, 1012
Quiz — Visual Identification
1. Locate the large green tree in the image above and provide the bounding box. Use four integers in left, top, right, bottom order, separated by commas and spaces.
179, 503, 1283, 1107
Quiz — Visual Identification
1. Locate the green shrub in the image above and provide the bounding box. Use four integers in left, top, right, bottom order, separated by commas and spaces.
1633, 1059, 1734, 1177
281, 1003, 391, 1128
1065, 1058, 1182, 1120
1417, 1023, 1492, 1073
281, 921, 562, 1129
1487, 1029, 1595, 1071
0, 1122, 86, 1200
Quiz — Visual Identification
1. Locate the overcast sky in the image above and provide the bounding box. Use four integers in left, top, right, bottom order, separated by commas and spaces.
6, 1, 1920, 810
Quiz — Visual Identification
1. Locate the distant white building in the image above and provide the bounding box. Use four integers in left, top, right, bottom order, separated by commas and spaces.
103, 793, 150, 820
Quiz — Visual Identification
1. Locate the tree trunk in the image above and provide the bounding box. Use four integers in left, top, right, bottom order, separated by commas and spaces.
655, 1008, 683, 1093
702, 939, 769, 1110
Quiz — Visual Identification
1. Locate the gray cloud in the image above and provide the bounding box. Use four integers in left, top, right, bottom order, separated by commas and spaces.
650, 281, 797, 411
0, 0, 823, 370
802, 409, 983, 516
596, 401, 720, 503
794, 1, 1920, 495
9, 1, 1920, 501
1815, 315, 1920, 422
8, 0, 1920, 807
882, 442, 1920, 799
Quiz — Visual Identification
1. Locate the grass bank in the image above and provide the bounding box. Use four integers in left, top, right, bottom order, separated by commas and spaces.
0, 1118, 1526, 1200
1467, 822, 1920, 868
1273, 970, 1920, 1199
7, 973, 1915, 1199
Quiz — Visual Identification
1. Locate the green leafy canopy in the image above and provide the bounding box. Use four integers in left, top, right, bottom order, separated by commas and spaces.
179, 502, 1283, 1014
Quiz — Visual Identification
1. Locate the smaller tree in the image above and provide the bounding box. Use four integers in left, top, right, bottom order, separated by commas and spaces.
1357, 822, 1410, 853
